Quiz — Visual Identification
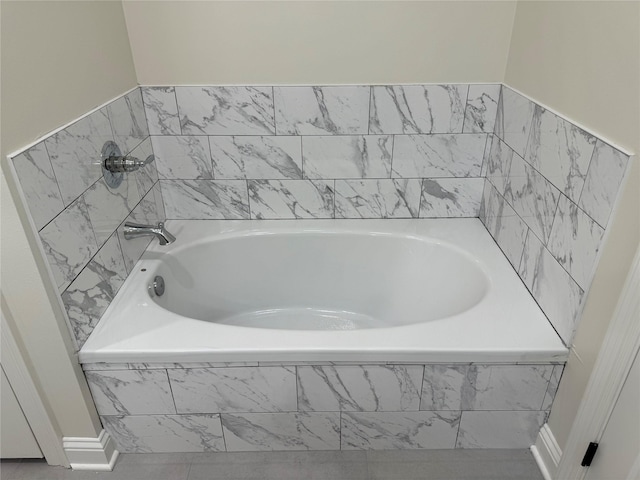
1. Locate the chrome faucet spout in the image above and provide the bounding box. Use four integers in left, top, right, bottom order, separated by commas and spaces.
123, 222, 176, 245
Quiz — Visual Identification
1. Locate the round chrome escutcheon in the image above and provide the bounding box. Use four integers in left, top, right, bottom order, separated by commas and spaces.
101, 141, 123, 188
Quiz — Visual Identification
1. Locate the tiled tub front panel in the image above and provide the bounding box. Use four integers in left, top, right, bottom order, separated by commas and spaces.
142, 84, 501, 220
10, 88, 166, 349
85, 363, 563, 452
481, 86, 632, 345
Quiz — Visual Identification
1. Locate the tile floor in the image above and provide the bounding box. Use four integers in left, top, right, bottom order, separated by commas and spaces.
1, 450, 544, 480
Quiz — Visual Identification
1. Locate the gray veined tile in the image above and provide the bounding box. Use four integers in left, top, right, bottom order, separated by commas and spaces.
161, 179, 249, 220
85, 369, 176, 415
456, 411, 546, 448
151, 135, 213, 180
248, 179, 334, 219
102, 414, 225, 453
518, 231, 584, 344
221, 412, 340, 451
274, 86, 370, 135
335, 179, 421, 219
168, 367, 297, 414
297, 365, 423, 412
504, 153, 560, 244
463, 84, 501, 134
369, 85, 468, 134
61, 233, 127, 348
420, 365, 467, 411
176, 86, 275, 135
128, 137, 158, 199
461, 365, 553, 411
485, 136, 513, 195
45, 107, 113, 205
480, 133, 493, 177
210, 136, 303, 180
142, 86, 181, 135
107, 88, 149, 154
525, 106, 596, 203
579, 140, 630, 228
38, 196, 98, 291
117, 189, 159, 273
419, 178, 484, 218
341, 411, 461, 450
153, 182, 166, 221
83, 175, 141, 245
481, 182, 528, 269
391, 134, 486, 178
11, 142, 65, 230
547, 196, 605, 290
302, 135, 392, 179
494, 86, 535, 158
541, 365, 564, 411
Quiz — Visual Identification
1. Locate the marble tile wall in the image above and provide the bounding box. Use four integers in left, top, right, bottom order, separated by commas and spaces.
84, 362, 563, 453
142, 84, 500, 220
10, 88, 165, 350
482, 86, 631, 345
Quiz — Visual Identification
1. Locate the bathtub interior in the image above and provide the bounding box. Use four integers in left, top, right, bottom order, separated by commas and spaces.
150, 231, 490, 330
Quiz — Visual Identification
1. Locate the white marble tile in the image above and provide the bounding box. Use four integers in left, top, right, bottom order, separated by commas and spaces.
39, 197, 98, 291
461, 365, 553, 411
335, 179, 421, 219
210, 136, 302, 179
85, 369, 175, 415
579, 141, 630, 228
82, 363, 131, 371
83, 176, 140, 245
274, 86, 369, 135
129, 138, 158, 198
297, 365, 423, 412
142, 87, 181, 135
481, 181, 528, 269
161, 180, 249, 219
341, 411, 460, 450
519, 232, 584, 344
11, 142, 65, 230
420, 365, 467, 411
504, 154, 560, 243
107, 88, 149, 154
176, 86, 275, 135
302, 135, 392, 179
102, 414, 225, 453
61, 233, 127, 347
456, 411, 546, 448
494, 87, 535, 158
117, 189, 158, 273
480, 134, 493, 177
391, 134, 485, 178
548, 196, 605, 290
541, 365, 564, 411
221, 412, 340, 451
153, 182, 166, 221
45, 107, 113, 205
169, 367, 297, 414
370, 85, 468, 134
485, 136, 513, 195
151, 136, 213, 180
463, 84, 501, 134
525, 107, 596, 202
419, 178, 483, 218
248, 179, 334, 219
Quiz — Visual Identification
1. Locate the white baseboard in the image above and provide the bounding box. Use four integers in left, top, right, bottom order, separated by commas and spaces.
63, 430, 119, 471
531, 423, 562, 480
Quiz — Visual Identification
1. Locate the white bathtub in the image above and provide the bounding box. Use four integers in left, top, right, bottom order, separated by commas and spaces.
79, 219, 568, 364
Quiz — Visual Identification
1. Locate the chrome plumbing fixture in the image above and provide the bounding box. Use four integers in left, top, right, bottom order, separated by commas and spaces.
101, 141, 155, 188
124, 222, 176, 245
148, 275, 165, 297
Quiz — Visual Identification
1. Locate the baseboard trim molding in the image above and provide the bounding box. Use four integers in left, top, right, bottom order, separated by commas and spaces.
63, 430, 119, 471
532, 424, 562, 480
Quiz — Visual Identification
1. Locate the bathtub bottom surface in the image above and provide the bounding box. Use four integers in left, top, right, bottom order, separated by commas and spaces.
212, 308, 385, 331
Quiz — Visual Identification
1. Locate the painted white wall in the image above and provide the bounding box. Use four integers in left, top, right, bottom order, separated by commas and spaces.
0, 0, 138, 444
122, 0, 517, 85
504, 0, 640, 451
